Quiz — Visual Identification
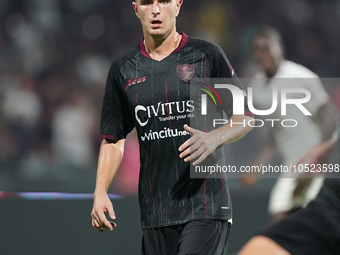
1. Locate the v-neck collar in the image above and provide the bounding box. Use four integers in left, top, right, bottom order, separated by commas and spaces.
139, 32, 188, 61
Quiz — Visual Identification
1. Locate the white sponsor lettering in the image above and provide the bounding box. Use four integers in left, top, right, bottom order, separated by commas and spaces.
140, 128, 190, 142
135, 100, 194, 127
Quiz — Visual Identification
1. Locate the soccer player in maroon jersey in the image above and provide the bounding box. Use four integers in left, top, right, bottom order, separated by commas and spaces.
91, 1, 253, 254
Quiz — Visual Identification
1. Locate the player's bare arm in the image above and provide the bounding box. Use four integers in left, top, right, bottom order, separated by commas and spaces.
291, 105, 338, 196
238, 236, 291, 255
179, 114, 254, 166
313, 102, 338, 147
295, 138, 337, 167
91, 139, 125, 232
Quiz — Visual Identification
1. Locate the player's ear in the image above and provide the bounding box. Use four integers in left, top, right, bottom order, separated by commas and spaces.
175, 0, 183, 17
132, 2, 140, 19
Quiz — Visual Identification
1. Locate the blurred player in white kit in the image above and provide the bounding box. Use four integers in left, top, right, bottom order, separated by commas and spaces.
243, 26, 338, 220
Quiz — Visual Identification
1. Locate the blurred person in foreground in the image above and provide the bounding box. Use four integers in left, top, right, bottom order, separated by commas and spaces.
239, 124, 340, 255
243, 26, 338, 220
90, 0, 254, 254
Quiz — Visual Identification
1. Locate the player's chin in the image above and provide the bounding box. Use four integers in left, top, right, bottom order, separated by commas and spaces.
148, 29, 167, 39
149, 26, 163, 32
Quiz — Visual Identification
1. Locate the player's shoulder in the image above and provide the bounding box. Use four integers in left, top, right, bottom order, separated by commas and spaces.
187, 36, 225, 57
111, 46, 140, 67
279, 60, 319, 78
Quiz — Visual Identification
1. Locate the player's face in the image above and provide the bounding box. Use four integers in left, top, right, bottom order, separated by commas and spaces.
132, 0, 182, 39
252, 36, 282, 72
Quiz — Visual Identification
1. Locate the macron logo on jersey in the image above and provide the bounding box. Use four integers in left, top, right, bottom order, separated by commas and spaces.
127, 76, 147, 87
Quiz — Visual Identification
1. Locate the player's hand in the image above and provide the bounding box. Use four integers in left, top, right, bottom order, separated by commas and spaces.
292, 141, 333, 198
91, 194, 117, 233
178, 124, 219, 166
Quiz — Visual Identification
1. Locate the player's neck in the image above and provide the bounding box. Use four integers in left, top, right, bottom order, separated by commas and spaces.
143, 29, 181, 61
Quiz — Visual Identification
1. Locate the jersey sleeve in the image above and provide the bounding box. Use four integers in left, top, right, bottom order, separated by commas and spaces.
211, 45, 254, 119
100, 61, 135, 141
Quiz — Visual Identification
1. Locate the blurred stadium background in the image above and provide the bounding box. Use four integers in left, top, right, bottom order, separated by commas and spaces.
0, 0, 339, 254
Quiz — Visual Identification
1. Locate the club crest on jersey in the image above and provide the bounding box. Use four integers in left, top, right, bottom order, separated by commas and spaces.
177, 64, 195, 82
